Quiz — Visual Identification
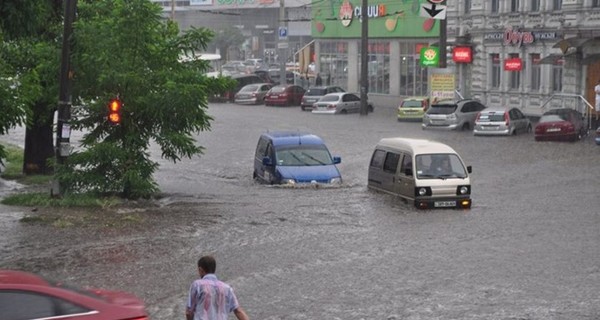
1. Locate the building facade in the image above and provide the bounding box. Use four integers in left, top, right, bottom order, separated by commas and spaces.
447, 0, 600, 116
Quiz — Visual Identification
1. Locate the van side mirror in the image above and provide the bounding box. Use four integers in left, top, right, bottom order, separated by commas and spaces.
262, 156, 273, 166
333, 156, 341, 164
467, 165, 472, 173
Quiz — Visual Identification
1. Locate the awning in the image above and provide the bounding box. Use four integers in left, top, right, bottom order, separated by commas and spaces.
582, 53, 600, 65
538, 53, 564, 65
553, 37, 599, 54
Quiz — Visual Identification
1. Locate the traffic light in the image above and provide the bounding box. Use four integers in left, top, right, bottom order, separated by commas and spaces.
107, 98, 122, 125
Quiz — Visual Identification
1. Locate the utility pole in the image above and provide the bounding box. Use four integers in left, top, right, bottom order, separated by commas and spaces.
359, 0, 369, 115
171, 0, 175, 21
52, 0, 77, 197
438, 0, 447, 68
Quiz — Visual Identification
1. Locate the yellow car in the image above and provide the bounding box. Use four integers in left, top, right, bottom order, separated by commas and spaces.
397, 97, 429, 121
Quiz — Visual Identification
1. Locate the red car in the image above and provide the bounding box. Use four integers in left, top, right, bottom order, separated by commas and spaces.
0, 269, 149, 320
534, 108, 587, 142
264, 85, 306, 106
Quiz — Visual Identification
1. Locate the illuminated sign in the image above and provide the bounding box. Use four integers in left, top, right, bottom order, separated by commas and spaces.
420, 47, 439, 67
504, 58, 523, 71
452, 46, 472, 63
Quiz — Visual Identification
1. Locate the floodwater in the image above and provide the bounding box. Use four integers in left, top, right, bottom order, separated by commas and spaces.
1, 103, 599, 320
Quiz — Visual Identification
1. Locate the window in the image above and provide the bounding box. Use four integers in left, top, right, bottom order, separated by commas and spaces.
361, 41, 390, 94
511, 0, 520, 12
464, 0, 471, 13
319, 41, 348, 88
530, 53, 541, 91
509, 53, 521, 90
553, 0, 562, 10
370, 149, 386, 168
400, 154, 413, 176
552, 61, 563, 92
593, 0, 600, 7
0, 291, 89, 319
531, 0, 540, 11
491, 54, 501, 88
383, 152, 400, 173
491, 0, 500, 13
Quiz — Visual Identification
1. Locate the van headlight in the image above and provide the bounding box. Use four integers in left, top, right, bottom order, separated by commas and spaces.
281, 179, 296, 185
418, 188, 427, 196
457, 185, 470, 195
330, 177, 342, 184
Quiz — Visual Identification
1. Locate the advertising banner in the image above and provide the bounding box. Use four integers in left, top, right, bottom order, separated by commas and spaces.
429, 69, 456, 103
311, 0, 440, 38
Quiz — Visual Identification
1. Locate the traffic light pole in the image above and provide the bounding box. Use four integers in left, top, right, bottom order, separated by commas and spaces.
52, 0, 77, 197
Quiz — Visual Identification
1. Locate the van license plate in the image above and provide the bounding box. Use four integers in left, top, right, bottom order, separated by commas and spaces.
434, 201, 456, 208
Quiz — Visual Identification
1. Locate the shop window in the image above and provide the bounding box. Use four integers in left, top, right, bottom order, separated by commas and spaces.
552, 63, 563, 92
530, 0, 540, 11
511, 0, 520, 12
361, 41, 390, 94
491, 0, 500, 13
509, 53, 521, 90
530, 53, 541, 91
320, 41, 348, 88
491, 54, 501, 88
553, 0, 562, 10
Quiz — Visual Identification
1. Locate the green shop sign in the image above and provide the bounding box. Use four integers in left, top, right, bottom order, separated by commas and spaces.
420, 46, 439, 67
312, 0, 440, 38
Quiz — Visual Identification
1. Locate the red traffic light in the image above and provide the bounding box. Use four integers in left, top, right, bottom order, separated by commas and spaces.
107, 98, 122, 125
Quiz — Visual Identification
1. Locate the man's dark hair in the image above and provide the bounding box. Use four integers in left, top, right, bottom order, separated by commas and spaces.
198, 255, 217, 274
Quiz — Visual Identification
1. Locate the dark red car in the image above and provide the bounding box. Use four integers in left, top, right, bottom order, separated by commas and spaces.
534, 108, 587, 142
264, 85, 306, 106
0, 269, 149, 320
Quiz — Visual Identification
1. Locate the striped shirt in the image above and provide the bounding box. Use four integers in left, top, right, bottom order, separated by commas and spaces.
186, 274, 240, 320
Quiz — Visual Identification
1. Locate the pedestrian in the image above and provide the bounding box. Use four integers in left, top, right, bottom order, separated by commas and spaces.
186, 255, 249, 320
315, 73, 323, 86
595, 78, 600, 120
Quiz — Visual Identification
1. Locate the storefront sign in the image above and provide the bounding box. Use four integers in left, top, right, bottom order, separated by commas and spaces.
484, 28, 559, 46
420, 47, 439, 67
504, 28, 534, 47
190, 0, 213, 5
504, 58, 523, 71
452, 47, 472, 63
429, 70, 456, 102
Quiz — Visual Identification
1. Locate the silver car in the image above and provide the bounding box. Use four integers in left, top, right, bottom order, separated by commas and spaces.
234, 83, 273, 105
312, 92, 373, 114
473, 106, 532, 136
300, 86, 345, 111
422, 99, 487, 131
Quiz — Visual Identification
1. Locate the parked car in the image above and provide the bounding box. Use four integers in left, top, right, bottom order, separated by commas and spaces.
234, 83, 273, 105
253, 131, 342, 185
218, 74, 264, 102
595, 126, 600, 145
422, 99, 487, 130
534, 108, 587, 142
300, 86, 345, 111
473, 106, 532, 136
397, 96, 429, 121
0, 269, 149, 320
367, 137, 472, 209
312, 92, 374, 114
268, 69, 295, 85
264, 85, 306, 106
221, 61, 246, 74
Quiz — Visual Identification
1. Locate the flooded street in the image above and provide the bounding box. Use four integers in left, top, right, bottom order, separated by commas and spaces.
1, 103, 599, 319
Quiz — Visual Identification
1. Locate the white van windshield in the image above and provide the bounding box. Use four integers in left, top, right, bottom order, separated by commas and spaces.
415, 154, 467, 179
275, 146, 333, 166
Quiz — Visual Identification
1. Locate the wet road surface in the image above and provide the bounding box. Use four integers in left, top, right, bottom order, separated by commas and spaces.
1, 103, 599, 319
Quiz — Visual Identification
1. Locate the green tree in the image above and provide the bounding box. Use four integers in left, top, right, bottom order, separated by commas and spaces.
210, 26, 246, 61
0, 1, 61, 172
53, 0, 233, 198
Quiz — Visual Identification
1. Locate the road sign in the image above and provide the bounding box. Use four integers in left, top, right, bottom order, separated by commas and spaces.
277, 42, 289, 49
420, 3, 447, 19
278, 27, 288, 40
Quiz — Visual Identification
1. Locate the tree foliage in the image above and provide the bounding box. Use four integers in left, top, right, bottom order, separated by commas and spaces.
210, 26, 246, 61
0, 1, 61, 166
53, 0, 234, 198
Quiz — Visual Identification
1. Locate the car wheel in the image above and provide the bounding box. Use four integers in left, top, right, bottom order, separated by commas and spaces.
301, 106, 305, 111
461, 123, 470, 131
340, 109, 348, 114
368, 105, 374, 113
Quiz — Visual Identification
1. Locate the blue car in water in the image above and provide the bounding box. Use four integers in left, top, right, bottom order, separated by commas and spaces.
253, 131, 342, 185
596, 126, 600, 145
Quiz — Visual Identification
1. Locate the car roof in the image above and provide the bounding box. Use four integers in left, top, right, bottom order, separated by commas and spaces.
376, 138, 457, 155
262, 131, 325, 146
543, 107, 580, 115
403, 96, 428, 101
323, 92, 346, 97
480, 106, 512, 113
0, 270, 50, 286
